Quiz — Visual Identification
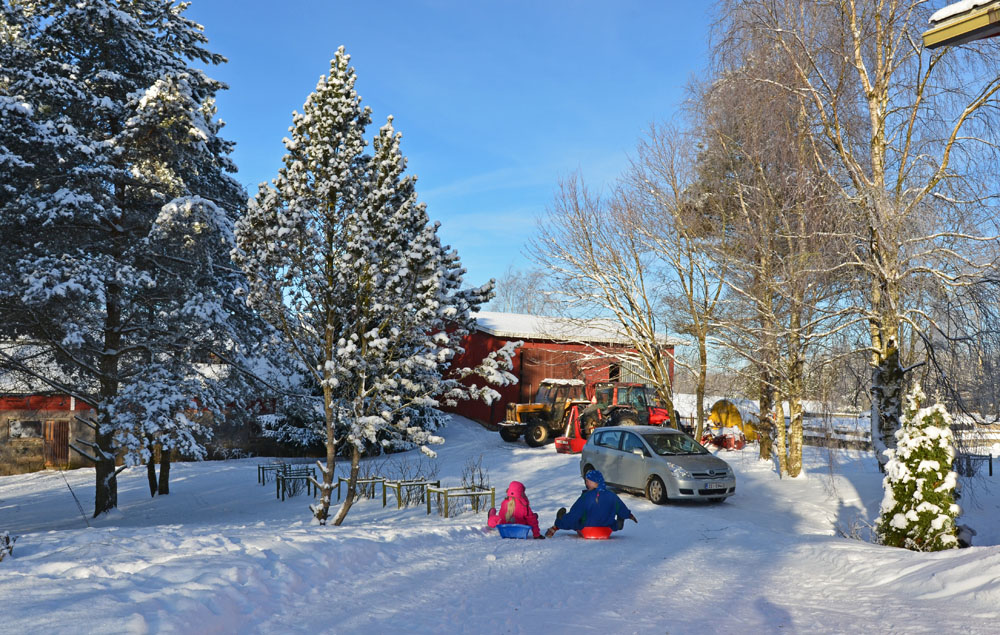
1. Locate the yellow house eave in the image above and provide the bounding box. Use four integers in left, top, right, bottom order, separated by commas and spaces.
923, 2, 1000, 49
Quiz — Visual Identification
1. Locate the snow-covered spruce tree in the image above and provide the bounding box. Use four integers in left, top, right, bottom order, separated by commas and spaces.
876, 385, 960, 551
0, 1, 255, 515
233, 47, 507, 526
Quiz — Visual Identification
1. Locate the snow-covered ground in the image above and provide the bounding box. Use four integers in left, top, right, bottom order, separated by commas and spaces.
3, 415, 1000, 634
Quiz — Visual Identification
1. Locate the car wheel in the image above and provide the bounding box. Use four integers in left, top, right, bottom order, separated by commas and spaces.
646, 475, 668, 504
583, 463, 596, 478
526, 423, 550, 447
499, 427, 520, 442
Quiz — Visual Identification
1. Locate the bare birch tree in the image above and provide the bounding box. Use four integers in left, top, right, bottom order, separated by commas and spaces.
487, 267, 558, 315
715, 0, 1000, 467
689, 53, 851, 475
624, 124, 729, 440
531, 176, 678, 415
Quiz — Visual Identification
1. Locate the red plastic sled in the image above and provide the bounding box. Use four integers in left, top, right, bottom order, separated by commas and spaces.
579, 526, 612, 540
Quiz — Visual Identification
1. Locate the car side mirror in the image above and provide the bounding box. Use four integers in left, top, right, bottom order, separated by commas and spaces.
632, 448, 646, 457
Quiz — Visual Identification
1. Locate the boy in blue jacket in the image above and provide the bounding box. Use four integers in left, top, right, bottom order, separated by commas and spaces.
545, 469, 637, 537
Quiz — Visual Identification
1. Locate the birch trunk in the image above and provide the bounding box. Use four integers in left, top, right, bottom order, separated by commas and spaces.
774, 390, 788, 476
695, 337, 708, 440
757, 376, 775, 462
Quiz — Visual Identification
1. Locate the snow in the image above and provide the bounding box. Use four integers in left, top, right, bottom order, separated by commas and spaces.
4, 414, 1000, 633
474, 311, 686, 346
930, 0, 997, 24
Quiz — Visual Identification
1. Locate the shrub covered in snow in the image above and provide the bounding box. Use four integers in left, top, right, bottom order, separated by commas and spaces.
876, 385, 960, 551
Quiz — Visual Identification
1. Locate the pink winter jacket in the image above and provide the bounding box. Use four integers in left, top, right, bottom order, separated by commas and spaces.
487, 481, 541, 538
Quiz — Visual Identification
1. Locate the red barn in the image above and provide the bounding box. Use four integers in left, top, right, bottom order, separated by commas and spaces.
446, 311, 682, 426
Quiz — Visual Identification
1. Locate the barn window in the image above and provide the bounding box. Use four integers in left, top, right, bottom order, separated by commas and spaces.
8, 419, 43, 439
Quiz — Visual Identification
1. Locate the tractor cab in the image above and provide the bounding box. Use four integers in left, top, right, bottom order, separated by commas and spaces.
497, 379, 589, 447
555, 382, 673, 454
590, 382, 671, 427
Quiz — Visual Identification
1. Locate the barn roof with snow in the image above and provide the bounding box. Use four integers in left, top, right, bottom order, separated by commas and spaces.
473, 311, 686, 347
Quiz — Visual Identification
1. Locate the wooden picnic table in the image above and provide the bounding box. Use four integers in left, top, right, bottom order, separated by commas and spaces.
381, 479, 440, 509
962, 453, 995, 476
426, 485, 495, 518
335, 476, 386, 501
276, 466, 317, 501
257, 461, 286, 485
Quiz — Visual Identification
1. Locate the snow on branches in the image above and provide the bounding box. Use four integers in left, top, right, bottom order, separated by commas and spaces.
876, 385, 960, 551
0, 0, 251, 514
446, 340, 521, 407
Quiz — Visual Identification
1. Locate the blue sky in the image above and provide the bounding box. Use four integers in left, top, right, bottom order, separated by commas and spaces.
184, 1, 712, 289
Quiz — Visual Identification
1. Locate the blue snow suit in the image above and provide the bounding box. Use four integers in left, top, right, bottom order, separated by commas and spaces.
554, 478, 632, 532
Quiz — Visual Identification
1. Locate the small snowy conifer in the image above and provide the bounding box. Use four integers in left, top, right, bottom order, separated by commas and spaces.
876, 384, 960, 551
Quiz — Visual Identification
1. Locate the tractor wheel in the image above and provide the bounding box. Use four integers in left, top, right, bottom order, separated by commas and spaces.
526, 423, 550, 447
499, 427, 520, 443
613, 412, 640, 426
581, 415, 599, 439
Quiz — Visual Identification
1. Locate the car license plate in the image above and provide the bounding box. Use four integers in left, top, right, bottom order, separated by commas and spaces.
706, 482, 726, 490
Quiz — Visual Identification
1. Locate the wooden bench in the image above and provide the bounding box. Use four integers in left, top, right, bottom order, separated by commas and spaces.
276, 466, 317, 501
426, 485, 495, 518
382, 479, 440, 509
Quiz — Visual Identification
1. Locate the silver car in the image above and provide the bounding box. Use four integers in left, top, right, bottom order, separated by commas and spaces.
580, 426, 736, 503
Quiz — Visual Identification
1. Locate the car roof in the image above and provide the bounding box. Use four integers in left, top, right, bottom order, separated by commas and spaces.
596, 425, 682, 434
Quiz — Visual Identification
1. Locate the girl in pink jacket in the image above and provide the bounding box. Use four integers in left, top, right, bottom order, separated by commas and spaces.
488, 481, 543, 538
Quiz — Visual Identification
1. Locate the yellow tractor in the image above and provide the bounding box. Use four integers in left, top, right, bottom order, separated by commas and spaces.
498, 378, 590, 447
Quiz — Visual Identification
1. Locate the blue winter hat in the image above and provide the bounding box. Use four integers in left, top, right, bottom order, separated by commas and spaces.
584, 469, 605, 489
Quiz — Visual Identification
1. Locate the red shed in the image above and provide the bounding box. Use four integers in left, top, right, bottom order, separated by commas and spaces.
446, 311, 682, 426
0, 392, 96, 473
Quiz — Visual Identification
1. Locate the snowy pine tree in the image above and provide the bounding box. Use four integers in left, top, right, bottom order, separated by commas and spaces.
0, 1, 255, 515
876, 384, 960, 551
233, 47, 505, 526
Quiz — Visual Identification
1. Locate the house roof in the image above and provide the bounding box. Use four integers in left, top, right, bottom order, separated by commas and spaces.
472, 311, 685, 347
930, 0, 996, 24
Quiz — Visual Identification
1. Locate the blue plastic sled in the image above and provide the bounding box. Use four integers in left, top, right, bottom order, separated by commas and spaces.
496, 524, 533, 539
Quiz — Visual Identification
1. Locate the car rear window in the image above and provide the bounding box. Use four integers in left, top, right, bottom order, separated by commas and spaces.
595, 430, 622, 449
641, 432, 709, 455
621, 432, 648, 455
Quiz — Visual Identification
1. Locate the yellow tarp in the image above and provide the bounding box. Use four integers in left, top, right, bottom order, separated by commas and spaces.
708, 399, 756, 441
